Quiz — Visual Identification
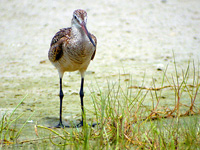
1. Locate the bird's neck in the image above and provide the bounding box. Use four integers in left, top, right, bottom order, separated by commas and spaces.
71, 26, 88, 43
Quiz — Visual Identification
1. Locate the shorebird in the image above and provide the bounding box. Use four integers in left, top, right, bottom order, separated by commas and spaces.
48, 9, 97, 128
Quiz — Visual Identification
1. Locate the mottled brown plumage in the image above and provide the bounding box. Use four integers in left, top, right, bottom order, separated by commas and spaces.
48, 28, 71, 62
48, 9, 97, 128
49, 28, 96, 63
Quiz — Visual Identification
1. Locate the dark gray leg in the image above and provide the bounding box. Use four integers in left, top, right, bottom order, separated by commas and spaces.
77, 77, 99, 128
55, 78, 65, 128
77, 78, 84, 127
53, 77, 98, 128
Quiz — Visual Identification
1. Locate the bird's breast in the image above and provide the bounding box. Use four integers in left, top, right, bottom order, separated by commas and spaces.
63, 40, 94, 64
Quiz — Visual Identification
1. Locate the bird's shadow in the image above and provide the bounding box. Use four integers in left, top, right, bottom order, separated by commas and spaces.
37, 117, 80, 128
37, 117, 99, 128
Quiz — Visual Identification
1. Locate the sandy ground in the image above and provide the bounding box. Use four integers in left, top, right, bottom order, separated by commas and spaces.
0, 0, 200, 126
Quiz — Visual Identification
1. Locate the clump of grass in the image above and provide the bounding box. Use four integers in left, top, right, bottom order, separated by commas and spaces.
0, 95, 34, 147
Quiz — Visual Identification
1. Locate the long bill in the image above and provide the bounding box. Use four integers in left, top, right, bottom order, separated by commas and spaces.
81, 22, 96, 47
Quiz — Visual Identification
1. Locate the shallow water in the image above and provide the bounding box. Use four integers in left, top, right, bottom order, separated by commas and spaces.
0, 0, 200, 143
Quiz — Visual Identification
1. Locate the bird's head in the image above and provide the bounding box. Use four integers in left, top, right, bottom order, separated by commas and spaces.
72, 9, 96, 47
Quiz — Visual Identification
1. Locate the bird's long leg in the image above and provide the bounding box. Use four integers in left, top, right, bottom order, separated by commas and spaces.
77, 77, 85, 127
76, 77, 99, 128
55, 78, 65, 128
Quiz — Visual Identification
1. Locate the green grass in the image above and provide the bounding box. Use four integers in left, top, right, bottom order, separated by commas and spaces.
0, 94, 34, 146
1, 58, 200, 149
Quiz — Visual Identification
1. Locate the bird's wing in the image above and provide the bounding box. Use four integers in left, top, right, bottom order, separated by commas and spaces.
90, 34, 97, 60
48, 28, 71, 62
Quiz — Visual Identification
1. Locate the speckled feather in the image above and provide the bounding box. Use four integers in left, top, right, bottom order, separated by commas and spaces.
48, 28, 71, 62
90, 34, 97, 60
48, 28, 96, 62
50, 28, 71, 46
74, 9, 87, 21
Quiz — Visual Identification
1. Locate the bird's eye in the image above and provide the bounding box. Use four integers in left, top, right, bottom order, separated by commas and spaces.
74, 15, 77, 20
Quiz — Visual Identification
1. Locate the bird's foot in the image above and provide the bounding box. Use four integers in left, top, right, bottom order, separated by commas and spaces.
52, 122, 70, 128
74, 120, 83, 128
51, 121, 99, 128
74, 120, 100, 128
90, 122, 100, 127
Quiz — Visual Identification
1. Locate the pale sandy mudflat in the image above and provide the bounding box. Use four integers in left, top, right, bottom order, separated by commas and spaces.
0, 0, 199, 131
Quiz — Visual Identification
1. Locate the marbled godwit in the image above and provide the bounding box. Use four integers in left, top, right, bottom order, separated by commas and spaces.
48, 9, 97, 128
